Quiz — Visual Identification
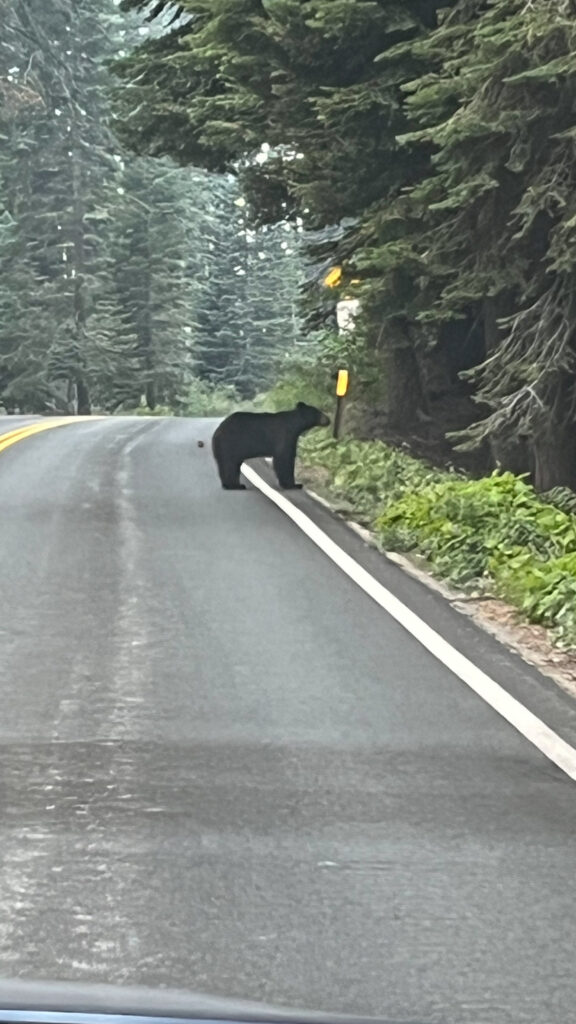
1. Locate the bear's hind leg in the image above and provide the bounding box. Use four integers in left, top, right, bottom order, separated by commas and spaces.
273, 443, 302, 490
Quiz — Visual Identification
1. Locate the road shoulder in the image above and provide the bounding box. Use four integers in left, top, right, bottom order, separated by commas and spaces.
246, 457, 576, 758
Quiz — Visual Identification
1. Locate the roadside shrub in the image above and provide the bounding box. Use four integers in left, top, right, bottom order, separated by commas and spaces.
255, 327, 376, 415
256, 362, 332, 413
300, 434, 446, 518
120, 404, 175, 417
540, 487, 576, 516
118, 379, 241, 418
298, 437, 576, 648
490, 550, 576, 648
179, 379, 240, 417
376, 472, 576, 584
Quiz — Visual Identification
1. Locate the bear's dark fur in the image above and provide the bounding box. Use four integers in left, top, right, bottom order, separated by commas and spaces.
212, 402, 330, 490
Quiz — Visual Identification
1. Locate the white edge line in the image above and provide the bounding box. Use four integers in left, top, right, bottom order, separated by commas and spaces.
242, 464, 576, 782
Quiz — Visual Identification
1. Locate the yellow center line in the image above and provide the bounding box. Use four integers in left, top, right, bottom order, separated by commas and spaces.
0, 422, 47, 443
0, 417, 104, 455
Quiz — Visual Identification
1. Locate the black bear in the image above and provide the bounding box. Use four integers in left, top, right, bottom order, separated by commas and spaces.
212, 402, 330, 490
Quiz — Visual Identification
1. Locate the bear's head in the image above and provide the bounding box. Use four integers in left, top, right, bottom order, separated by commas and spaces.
296, 401, 331, 429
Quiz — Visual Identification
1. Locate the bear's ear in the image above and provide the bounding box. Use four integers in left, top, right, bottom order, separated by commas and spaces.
296, 401, 307, 409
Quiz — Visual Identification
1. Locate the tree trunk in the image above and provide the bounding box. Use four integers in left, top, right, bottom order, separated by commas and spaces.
145, 379, 157, 411
385, 322, 425, 431
483, 296, 531, 475
483, 295, 504, 356
142, 213, 155, 410
533, 421, 576, 492
76, 375, 91, 416
67, 378, 77, 414
71, 134, 91, 417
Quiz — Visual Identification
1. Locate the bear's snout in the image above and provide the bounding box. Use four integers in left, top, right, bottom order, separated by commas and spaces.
319, 412, 330, 427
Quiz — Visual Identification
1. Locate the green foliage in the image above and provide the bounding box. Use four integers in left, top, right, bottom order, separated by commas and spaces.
179, 378, 240, 417
258, 371, 330, 414
256, 325, 382, 415
119, 378, 241, 417
114, 0, 439, 227
125, 404, 176, 417
0, 0, 137, 413
300, 439, 576, 647
390, 0, 576, 473
190, 176, 304, 399
375, 469, 576, 646
300, 432, 444, 520
494, 552, 576, 648
257, 346, 333, 412
541, 487, 576, 518
377, 471, 576, 579
110, 157, 201, 411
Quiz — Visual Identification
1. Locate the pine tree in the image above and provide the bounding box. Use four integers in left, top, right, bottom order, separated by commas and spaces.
0, 0, 133, 413
0, 211, 56, 412
184, 175, 248, 393
115, 0, 444, 227
190, 175, 303, 398
111, 157, 202, 410
240, 220, 303, 396
389, 0, 576, 487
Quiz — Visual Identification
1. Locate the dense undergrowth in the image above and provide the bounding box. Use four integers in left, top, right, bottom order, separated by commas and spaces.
299, 434, 576, 650
120, 379, 240, 418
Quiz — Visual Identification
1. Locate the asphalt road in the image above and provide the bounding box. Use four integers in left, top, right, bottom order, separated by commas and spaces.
0, 415, 575, 1024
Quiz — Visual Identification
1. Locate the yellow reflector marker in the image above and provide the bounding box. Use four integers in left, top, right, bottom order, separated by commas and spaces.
336, 369, 349, 398
324, 266, 342, 288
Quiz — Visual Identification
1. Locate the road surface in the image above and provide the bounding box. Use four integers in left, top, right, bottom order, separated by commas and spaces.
0, 415, 575, 1024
